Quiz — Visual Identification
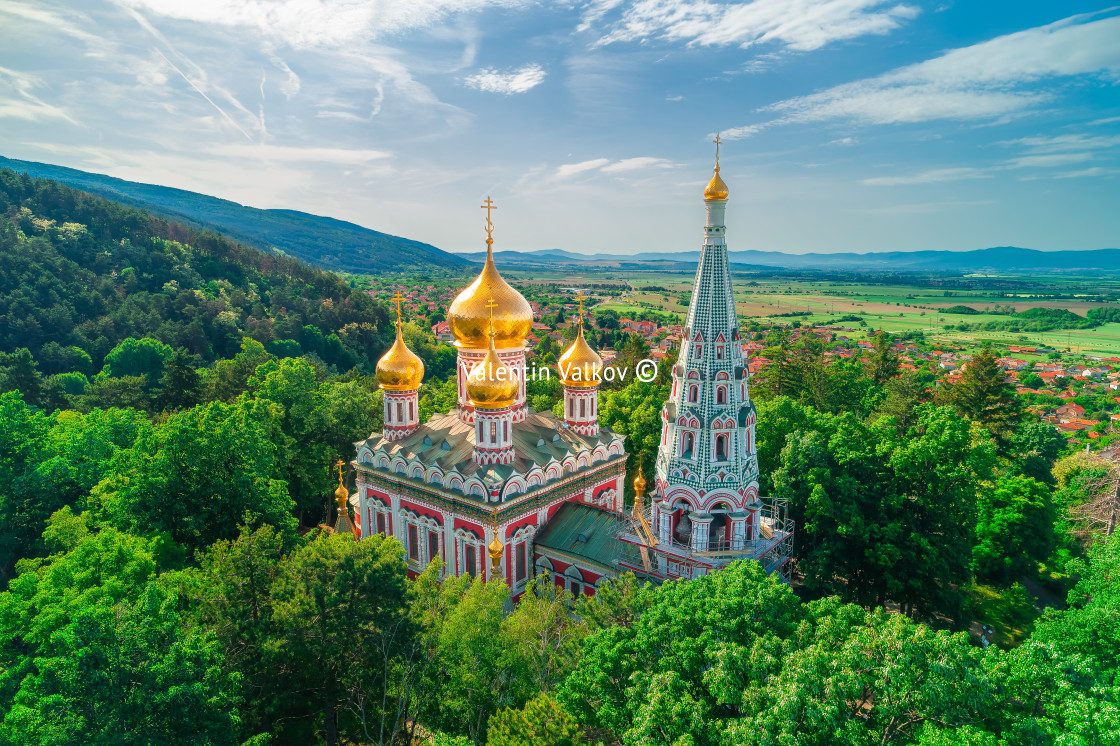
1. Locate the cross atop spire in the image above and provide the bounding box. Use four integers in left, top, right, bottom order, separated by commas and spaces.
481, 196, 497, 246
713, 133, 722, 171
392, 290, 404, 326
576, 290, 585, 330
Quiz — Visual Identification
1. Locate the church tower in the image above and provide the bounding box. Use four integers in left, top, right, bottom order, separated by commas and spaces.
652, 136, 762, 555
447, 198, 534, 424
376, 291, 424, 440
557, 291, 602, 436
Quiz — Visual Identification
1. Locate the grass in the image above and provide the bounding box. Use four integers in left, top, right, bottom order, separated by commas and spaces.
965, 582, 1040, 648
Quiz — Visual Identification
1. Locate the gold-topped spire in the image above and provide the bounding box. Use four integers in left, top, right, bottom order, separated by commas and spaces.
447, 198, 533, 349
467, 292, 519, 409
558, 289, 602, 388
488, 512, 504, 579
375, 290, 425, 391
704, 133, 729, 201
633, 453, 647, 501
332, 458, 356, 538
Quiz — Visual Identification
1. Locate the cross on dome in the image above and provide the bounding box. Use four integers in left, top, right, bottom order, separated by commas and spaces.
481, 196, 497, 245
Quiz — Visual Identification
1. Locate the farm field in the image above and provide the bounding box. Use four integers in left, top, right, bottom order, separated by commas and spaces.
505, 267, 1120, 355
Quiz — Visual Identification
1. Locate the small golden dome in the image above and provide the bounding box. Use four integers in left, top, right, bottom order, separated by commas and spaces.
467, 332, 519, 410
633, 470, 647, 495
704, 168, 729, 201
376, 322, 425, 391
449, 199, 533, 349
558, 325, 602, 387
334, 482, 349, 505
488, 535, 503, 560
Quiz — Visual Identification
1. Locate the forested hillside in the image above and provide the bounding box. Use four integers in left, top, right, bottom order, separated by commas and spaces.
0, 157, 469, 274
0, 168, 399, 410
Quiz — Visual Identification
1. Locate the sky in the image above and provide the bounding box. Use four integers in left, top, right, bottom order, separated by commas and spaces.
1, 0, 1119, 256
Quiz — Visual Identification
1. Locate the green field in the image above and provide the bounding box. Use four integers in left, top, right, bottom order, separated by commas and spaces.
505, 268, 1120, 355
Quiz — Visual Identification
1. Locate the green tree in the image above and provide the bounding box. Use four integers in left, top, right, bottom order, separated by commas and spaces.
873, 369, 930, 433
92, 398, 297, 553
103, 337, 173, 386
268, 532, 411, 746
941, 344, 1023, 439
973, 475, 1056, 585
0, 348, 43, 405
868, 329, 900, 385
487, 694, 584, 746
158, 348, 202, 411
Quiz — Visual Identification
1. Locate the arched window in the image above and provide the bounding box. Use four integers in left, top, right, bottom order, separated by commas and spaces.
580, 398, 586, 418
716, 434, 727, 461
682, 431, 695, 457
397, 402, 403, 422
565, 566, 586, 596
503, 421, 509, 442
568, 398, 574, 418
688, 386, 698, 403
409, 401, 414, 420
490, 421, 497, 444
716, 386, 726, 404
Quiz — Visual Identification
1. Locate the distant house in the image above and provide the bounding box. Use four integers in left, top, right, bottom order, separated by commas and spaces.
1055, 402, 1086, 422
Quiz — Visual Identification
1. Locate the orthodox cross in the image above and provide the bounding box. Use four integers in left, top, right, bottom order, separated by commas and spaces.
713, 133, 722, 169
481, 196, 496, 245
486, 292, 498, 338
575, 290, 585, 330
335, 458, 345, 486
392, 290, 404, 326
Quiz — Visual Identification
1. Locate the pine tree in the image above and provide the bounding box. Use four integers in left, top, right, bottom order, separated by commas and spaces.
158, 349, 202, 411
942, 344, 1023, 438
868, 330, 900, 385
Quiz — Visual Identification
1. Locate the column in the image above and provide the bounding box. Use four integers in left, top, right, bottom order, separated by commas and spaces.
690, 513, 713, 552
730, 511, 748, 549
658, 505, 673, 545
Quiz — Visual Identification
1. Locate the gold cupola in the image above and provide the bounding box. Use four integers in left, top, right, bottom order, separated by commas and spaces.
376, 292, 425, 391
704, 133, 729, 201
467, 295, 520, 409
557, 291, 602, 388
448, 197, 533, 349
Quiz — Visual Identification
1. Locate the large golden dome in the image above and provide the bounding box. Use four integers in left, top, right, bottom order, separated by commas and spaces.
558, 324, 602, 387
704, 168, 728, 201
448, 199, 533, 349
376, 300, 424, 391
467, 332, 519, 410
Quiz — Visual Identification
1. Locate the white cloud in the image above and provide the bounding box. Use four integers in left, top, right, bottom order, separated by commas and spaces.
729, 10, 1120, 135
556, 158, 611, 178
207, 143, 393, 163
0, 66, 77, 124
600, 156, 673, 173
1052, 167, 1120, 179
118, 0, 530, 49
463, 63, 547, 94
595, 0, 919, 52
861, 167, 990, 186
555, 155, 675, 178
1004, 152, 1094, 169
998, 133, 1120, 153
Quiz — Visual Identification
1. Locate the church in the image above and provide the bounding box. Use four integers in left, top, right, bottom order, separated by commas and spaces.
350, 145, 792, 597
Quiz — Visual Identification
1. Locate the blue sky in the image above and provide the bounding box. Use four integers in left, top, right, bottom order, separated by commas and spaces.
1, 1, 1118, 256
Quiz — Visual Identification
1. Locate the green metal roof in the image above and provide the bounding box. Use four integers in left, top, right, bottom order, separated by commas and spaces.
534, 502, 620, 573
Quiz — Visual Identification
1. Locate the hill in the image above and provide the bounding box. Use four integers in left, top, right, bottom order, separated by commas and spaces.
0, 156, 468, 274
458, 246, 1120, 273
0, 168, 394, 388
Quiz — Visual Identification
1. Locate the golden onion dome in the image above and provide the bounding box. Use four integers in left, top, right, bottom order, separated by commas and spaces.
488, 534, 504, 561
448, 201, 533, 349
334, 481, 349, 505
633, 469, 647, 496
704, 168, 729, 201
558, 325, 602, 388
376, 322, 425, 391
467, 332, 519, 410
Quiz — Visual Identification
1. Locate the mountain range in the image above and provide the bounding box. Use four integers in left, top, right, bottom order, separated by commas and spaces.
0, 156, 468, 274
3, 156, 1116, 275
456, 247, 1120, 273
